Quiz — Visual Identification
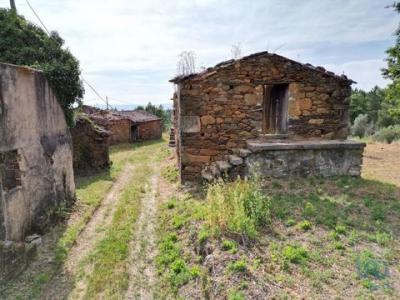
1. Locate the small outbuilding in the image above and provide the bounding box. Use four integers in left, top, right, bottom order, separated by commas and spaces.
83, 106, 162, 145
70, 115, 110, 175
170, 51, 365, 183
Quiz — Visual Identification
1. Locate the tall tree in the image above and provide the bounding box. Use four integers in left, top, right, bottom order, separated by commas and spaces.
0, 8, 84, 126
380, 2, 400, 126
10, 0, 16, 12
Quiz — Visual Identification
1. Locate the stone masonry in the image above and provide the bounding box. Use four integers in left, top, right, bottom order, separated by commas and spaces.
70, 115, 110, 175
170, 51, 361, 182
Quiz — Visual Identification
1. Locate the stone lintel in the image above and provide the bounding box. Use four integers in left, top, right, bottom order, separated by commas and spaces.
246, 139, 366, 152
181, 116, 200, 133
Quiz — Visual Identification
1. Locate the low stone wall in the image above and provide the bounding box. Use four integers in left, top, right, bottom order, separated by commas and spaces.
244, 140, 365, 178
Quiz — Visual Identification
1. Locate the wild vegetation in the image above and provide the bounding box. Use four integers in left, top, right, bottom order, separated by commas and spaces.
0, 8, 84, 126
350, 4, 400, 143
156, 173, 400, 299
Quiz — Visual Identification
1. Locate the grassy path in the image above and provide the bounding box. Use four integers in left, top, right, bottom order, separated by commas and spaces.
0, 139, 169, 299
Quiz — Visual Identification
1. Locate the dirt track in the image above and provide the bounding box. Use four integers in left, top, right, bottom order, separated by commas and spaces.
362, 143, 400, 187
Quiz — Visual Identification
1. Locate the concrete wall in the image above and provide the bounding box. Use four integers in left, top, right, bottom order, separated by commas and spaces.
0, 63, 75, 242
174, 53, 353, 182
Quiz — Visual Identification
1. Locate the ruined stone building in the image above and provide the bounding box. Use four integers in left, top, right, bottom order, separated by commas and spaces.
70, 115, 110, 175
0, 63, 75, 281
83, 106, 162, 145
170, 51, 365, 183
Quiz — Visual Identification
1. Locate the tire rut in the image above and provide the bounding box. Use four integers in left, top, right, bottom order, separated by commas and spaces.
41, 165, 135, 300
126, 165, 159, 300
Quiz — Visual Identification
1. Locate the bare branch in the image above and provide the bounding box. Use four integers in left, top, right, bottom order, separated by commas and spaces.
177, 51, 196, 75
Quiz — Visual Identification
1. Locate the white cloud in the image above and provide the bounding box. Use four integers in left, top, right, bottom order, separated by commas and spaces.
326, 59, 390, 90
1, 0, 397, 105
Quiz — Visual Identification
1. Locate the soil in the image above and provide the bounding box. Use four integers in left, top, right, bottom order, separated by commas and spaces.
126, 161, 175, 299
41, 164, 136, 300
363, 143, 400, 187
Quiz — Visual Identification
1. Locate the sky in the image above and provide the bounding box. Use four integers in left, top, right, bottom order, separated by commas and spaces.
0, 0, 398, 107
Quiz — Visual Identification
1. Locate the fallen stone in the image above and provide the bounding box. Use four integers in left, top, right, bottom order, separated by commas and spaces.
209, 163, 221, 177
216, 160, 231, 172
201, 169, 214, 182
25, 234, 41, 243
239, 149, 252, 157
229, 155, 243, 166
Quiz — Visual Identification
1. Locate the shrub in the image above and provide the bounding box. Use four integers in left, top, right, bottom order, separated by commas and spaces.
298, 220, 312, 231
335, 224, 347, 235
282, 244, 309, 264
0, 9, 84, 126
372, 125, 400, 143
227, 259, 247, 273
351, 114, 375, 138
221, 240, 238, 253
356, 250, 388, 280
205, 178, 270, 239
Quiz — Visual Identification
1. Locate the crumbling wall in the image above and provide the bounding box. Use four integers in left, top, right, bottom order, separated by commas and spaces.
71, 115, 110, 174
174, 53, 352, 182
137, 120, 162, 140
0, 63, 75, 242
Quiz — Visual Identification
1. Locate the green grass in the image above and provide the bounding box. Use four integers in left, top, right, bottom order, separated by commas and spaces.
155, 195, 204, 297
83, 165, 150, 298
227, 259, 247, 273
205, 178, 271, 240
161, 165, 179, 183
157, 174, 400, 299
81, 140, 166, 298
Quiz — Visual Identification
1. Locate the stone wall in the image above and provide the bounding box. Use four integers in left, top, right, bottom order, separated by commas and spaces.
245, 140, 365, 178
173, 52, 353, 182
71, 116, 110, 175
108, 119, 131, 145
0, 63, 75, 242
137, 120, 162, 140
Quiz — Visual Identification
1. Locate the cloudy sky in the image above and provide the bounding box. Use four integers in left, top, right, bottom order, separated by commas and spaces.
1, 0, 398, 107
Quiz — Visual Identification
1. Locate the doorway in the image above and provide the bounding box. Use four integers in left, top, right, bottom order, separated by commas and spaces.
131, 125, 139, 142
262, 84, 289, 134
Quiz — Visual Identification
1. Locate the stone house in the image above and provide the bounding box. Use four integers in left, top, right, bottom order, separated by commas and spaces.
0, 63, 75, 281
170, 51, 365, 183
84, 107, 162, 145
70, 115, 110, 175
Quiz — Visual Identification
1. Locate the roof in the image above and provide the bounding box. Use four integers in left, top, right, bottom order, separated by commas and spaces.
118, 110, 161, 123
169, 51, 355, 84
85, 109, 160, 124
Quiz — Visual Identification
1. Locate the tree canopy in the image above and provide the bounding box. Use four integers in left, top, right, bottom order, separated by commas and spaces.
379, 2, 400, 127
135, 102, 171, 131
0, 8, 84, 126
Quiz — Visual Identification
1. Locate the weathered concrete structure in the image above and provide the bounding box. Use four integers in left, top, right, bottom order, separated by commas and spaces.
83, 106, 162, 145
0, 63, 75, 282
70, 115, 110, 175
170, 51, 365, 182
